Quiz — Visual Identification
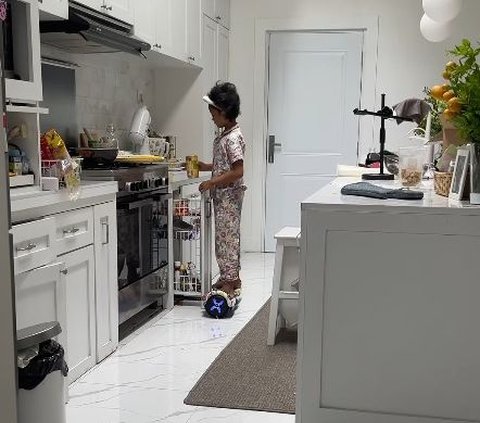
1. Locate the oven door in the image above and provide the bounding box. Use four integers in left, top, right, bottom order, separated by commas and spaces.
117, 189, 169, 324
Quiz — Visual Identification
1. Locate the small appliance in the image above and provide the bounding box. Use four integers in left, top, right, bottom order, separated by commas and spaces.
129, 105, 151, 155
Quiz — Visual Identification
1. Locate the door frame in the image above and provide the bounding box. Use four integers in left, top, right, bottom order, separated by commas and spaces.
248, 16, 379, 252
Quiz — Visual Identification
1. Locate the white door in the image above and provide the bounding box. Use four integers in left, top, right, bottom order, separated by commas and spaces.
170, 0, 188, 61
153, 0, 172, 53
217, 25, 229, 82
264, 31, 364, 251
133, 0, 155, 45
63, 246, 96, 383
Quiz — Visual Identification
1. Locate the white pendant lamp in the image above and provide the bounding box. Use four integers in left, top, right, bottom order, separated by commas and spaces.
420, 13, 453, 42
422, 0, 463, 23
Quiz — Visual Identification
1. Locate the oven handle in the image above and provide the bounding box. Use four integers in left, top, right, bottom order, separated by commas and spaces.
127, 198, 154, 210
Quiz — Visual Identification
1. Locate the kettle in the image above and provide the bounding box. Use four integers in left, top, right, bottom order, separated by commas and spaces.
129, 106, 151, 154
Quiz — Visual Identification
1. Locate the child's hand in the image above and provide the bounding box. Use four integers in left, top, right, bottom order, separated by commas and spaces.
199, 179, 215, 192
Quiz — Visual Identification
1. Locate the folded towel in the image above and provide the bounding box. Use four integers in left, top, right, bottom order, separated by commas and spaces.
393, 98, 430, 125
341, 182, 424, 200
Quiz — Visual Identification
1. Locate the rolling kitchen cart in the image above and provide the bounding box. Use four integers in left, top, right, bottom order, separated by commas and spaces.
170, 182, 213, 299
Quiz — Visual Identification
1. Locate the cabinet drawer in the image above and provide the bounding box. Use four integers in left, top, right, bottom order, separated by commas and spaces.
56, 208, 94, 255
12, 217, 56, 275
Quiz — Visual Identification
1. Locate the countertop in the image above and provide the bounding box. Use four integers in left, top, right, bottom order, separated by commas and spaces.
303, 177, 480, 215
169, 170, 211, 190
10, 180, 118, 223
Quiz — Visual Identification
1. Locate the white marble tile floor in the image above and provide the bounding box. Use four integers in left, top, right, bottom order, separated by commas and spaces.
67, 253, 295, 423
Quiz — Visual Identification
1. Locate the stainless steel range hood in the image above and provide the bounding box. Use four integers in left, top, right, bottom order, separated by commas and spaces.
40, 1, 150, 57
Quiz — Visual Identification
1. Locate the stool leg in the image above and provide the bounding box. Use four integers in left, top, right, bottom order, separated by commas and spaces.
267, 243, 284, 345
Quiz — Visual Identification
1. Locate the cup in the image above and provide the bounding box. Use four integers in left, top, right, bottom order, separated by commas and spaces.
398, 146, 425, 187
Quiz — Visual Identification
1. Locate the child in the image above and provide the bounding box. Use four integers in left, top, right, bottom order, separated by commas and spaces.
199, 82, 246, 297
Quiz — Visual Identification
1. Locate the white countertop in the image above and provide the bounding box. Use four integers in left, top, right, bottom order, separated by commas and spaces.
169, 170, 210, 190
10, 181, 118, 223
303, 177, 480, 215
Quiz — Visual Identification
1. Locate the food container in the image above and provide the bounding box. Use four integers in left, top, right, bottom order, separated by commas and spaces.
398, 146, 425, 188
186, 155, 199, 178
434, 171, 453, 197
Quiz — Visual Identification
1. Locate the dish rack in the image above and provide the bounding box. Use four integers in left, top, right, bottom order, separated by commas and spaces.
172, 193, 211, 297
41, 158, 82, 188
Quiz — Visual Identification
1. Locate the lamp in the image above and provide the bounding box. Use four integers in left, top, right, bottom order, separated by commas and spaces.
420, 14, 452, 42
423, 0, 463, 22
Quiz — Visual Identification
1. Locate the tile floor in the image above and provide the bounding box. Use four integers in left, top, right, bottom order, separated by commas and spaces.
67, 253, 296, 422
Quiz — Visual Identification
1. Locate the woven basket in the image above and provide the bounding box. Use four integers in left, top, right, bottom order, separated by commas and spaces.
434, 171, 453, 197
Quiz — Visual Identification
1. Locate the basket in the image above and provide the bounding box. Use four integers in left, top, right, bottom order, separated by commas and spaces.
434, 171, 453, 197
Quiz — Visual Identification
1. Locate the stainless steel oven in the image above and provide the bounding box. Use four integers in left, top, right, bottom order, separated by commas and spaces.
82, 164, 170, 330
117, 186, 169, 324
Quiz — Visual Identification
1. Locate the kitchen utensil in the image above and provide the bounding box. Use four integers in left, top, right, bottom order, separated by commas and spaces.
78, 147, 118, 167
115, 154, 164, 164
129, 106, 151, 154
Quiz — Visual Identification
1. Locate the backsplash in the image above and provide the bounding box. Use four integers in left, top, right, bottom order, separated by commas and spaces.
41, 45, 157, 150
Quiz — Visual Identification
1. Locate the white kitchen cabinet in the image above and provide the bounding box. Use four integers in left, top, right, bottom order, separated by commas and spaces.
202, 0, 230, 29
94, 202, 118, 361
103, 0, 133, 24
38, 0, 68, 20
133, 0, 155, 44
202, 14, 229, 160
187, 0, 202, 64
15, 262, 67, 350
62, 246, 96, 384
170, 0, 187, 61
75, 0, 133, 24
5, 0, 43, 102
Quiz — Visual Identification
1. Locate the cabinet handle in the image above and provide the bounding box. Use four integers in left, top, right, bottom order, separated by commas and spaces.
154, 43, 162, 49
216, 16, 222, 20
16, 243, 37, 252
101, 4, 112, 10
188, 56, 195, 61
60, 268, 68, 275
63, 227, 80, 235
102, 221, 109, 245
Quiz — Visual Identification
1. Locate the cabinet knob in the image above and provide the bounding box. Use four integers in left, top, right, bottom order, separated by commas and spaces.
154, 43, 162, 49
60, 269, 68, 275
189, 56, 195, 61
216, 16, 222, 20
101, 4, 113, 10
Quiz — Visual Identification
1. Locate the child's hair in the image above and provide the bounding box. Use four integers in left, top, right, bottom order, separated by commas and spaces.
208, 81, 241, 120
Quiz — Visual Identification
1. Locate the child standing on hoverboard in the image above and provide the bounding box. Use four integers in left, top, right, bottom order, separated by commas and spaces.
199, 82, 246, 298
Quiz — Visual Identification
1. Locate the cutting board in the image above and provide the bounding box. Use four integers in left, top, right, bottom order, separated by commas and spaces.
115, 154, 165, 164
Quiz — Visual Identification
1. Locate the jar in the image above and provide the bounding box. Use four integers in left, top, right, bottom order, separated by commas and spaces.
186, 155, 199, 178
103, 123, 118, 149
398, 146, 425, 188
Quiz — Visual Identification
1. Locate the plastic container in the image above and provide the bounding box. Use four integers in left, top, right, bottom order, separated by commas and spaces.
398, 146, 425, 187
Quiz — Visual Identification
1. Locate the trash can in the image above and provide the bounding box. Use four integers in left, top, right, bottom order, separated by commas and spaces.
17, 322, 68, 423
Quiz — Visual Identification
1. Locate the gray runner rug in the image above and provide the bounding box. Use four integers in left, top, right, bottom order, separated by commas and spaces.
184, 300, 296, 414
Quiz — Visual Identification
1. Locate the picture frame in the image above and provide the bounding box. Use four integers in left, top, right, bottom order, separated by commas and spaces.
449, 147, 470, 202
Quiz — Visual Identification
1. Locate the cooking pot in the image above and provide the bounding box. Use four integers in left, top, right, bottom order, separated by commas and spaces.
78, 147, 118, 166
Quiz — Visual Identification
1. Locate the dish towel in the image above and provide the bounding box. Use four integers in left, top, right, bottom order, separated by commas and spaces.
341, 182, 424, 200
392, 98, 430, 125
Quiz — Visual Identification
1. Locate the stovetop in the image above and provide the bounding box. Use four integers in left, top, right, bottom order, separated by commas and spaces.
82, 163, 169, 193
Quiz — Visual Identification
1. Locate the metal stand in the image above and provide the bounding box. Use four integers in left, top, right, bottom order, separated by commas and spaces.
354, 93, 413, 181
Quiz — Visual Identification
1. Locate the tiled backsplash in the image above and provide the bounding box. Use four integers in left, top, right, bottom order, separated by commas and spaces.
41, 46, 157, 150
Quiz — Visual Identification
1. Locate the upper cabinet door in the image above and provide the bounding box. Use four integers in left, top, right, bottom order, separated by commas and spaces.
187, 0, 201, 65
170, 0, 188, 61
4, 0, 43, 102
134, 0, 155, 44
38, 0, 68, 20
217, 24, 229, 82
75, 0, 103, 10
214, 0, 230, 29
103, 0, 134, 24
152, 0, 172, 53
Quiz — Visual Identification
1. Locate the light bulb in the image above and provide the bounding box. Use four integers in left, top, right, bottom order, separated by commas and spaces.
422, 0, 463, 23
420, 14, 453, 42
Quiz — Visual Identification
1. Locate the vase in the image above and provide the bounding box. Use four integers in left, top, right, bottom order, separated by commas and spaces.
470, 143, 480, 204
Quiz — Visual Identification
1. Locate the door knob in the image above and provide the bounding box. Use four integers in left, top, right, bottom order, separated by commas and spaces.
267, 135, 282, 163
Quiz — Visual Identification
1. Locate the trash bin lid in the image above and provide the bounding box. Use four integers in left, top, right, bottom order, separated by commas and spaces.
16, 321, 62, 351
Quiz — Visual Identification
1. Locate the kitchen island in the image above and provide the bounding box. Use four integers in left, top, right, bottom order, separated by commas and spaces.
297, 178, 480, 423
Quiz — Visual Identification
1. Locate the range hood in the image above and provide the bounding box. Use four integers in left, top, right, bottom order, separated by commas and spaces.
40, 2, 150, 57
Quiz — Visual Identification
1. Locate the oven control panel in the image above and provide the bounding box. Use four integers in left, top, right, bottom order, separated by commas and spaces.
124, 177, 168, 192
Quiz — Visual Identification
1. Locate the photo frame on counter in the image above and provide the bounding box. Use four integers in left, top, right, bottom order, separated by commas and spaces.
449, 147, 470, 202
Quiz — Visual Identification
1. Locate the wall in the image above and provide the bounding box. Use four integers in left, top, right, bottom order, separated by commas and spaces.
230, 0, 480, 251
41, 45, 157, 149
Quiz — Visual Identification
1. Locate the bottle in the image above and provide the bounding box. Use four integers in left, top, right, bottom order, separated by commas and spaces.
104, 123, 118, 149
174, 261, 181, 282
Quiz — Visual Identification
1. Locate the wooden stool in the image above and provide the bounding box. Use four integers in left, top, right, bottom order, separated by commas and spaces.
267, 227, 300, 346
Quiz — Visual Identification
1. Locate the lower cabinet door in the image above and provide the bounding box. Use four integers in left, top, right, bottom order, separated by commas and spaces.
62, 245, 96, 383
94, 202, 119, 361
15, 262, 67, 350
